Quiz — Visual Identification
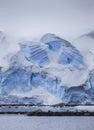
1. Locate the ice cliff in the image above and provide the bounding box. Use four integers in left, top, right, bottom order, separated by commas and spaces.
0, 32, 94, 105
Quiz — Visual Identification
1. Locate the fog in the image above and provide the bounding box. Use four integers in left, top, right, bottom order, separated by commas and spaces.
0, 0, 94, 40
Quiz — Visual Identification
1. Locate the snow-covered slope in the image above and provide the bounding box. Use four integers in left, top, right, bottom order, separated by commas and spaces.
0, 32, 94, 105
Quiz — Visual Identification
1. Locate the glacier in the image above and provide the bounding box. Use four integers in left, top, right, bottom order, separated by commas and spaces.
0, 32, 94, 105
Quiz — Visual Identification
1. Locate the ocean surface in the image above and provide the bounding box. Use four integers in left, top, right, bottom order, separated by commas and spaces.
0, 115, 94, 130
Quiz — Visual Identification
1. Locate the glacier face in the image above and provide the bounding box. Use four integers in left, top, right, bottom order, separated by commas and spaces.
65, 85, 94, 105
86, 70, 94, 93
1, 67, 32, 95
0, 32, 94, 105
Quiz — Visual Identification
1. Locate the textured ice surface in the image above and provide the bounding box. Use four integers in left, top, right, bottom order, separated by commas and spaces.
1, 67, 32, 95
20, 43, 50, 67
86, 69, 94, 93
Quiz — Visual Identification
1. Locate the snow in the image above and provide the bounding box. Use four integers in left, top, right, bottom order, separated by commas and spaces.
11, 87, 62, 105
0, 115, 94, 130
75, 105, 94, 112
0, 32, 20, 70
72, 35, 94, 71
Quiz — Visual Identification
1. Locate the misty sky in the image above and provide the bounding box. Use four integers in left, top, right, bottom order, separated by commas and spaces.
0, 0, 94, 40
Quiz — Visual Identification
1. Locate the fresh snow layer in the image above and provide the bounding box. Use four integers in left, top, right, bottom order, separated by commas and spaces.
75, 105, 94, 112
